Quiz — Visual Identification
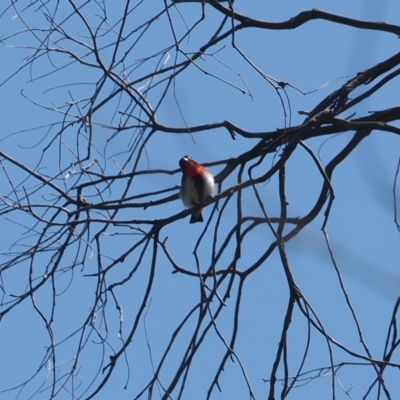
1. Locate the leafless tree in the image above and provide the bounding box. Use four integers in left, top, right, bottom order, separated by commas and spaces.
1, 1, 400, 399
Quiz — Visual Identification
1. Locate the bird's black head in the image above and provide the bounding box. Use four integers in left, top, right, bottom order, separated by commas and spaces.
179, 156, 189, 172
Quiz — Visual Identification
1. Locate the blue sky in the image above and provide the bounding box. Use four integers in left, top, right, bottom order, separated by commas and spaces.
1, 1, 400, 399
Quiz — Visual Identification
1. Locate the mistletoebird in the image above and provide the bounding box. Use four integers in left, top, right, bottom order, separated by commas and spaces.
179, 156, 215, 223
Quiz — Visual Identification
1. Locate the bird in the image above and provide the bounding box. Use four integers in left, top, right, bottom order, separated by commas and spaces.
179, 156, 215, 223
173, 0, 231, 3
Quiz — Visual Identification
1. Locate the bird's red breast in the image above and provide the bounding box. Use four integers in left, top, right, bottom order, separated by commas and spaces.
181, 158, 206, 179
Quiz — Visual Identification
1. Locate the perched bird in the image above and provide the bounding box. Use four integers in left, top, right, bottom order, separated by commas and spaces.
179, 156, 215, 223
173, 0, 231, 3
